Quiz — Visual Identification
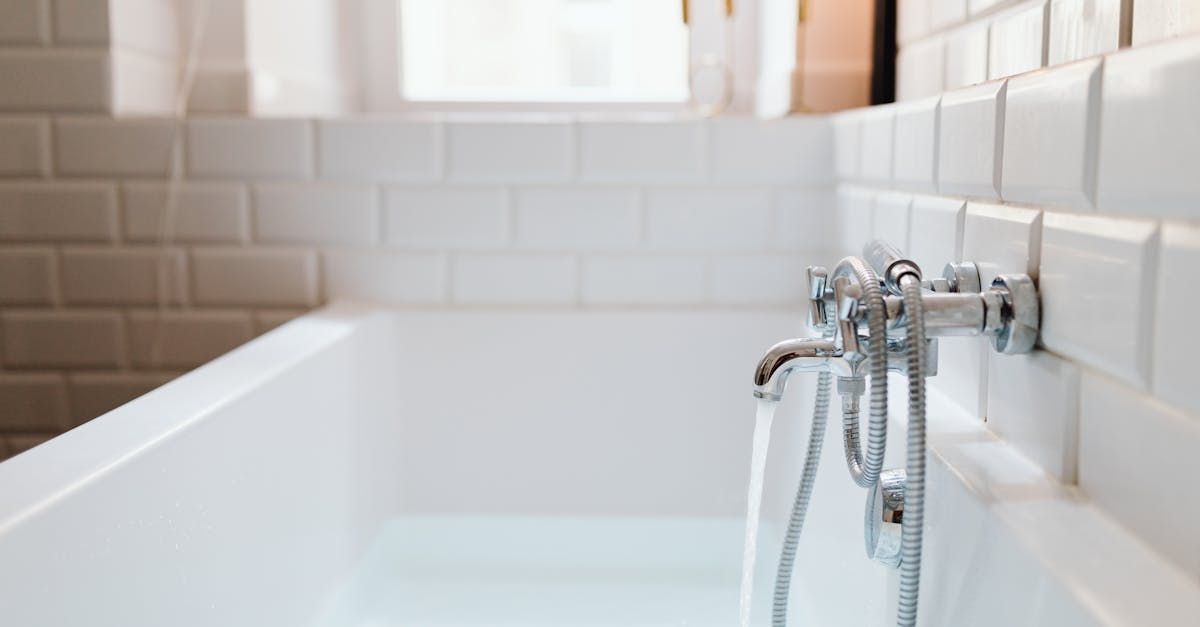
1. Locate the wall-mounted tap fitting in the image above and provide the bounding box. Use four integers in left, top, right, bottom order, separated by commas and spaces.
753, 239, 1043, 627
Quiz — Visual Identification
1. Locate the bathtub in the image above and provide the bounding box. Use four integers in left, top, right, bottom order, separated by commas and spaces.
0, 304, 1195, 626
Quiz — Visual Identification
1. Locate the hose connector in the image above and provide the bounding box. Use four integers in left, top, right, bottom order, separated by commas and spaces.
863, 239, 922, 295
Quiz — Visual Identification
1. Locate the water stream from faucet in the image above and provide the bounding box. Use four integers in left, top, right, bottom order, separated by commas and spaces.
738, 398, 778, 627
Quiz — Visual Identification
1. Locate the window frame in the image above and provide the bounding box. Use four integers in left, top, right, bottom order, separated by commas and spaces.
359, 0, 753, 114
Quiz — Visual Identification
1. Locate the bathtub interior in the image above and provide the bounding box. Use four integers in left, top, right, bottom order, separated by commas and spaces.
0, 304, 811, 626
0, 304, 1196, 627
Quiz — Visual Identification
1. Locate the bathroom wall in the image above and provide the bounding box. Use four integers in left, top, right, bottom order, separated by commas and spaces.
833, 0, 1200, 581
0, 0, 183, 114
0, 114, 834, 456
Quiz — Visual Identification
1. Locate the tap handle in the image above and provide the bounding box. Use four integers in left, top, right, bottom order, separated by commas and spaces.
806, 265, 829, 327
863, 239, 922, 294
833, 276, 861, 354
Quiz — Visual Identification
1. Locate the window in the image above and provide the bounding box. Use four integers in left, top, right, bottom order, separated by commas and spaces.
362, 0, 735, 111
400, 0, 688, 103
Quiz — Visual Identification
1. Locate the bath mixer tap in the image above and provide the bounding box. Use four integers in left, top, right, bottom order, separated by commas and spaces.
752, 239, 1042, 627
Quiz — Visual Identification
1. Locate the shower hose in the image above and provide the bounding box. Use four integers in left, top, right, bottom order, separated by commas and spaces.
770, 261, 927, 627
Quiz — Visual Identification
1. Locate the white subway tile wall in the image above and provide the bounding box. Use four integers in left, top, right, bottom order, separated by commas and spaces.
1096, 35, 1200, 219
1000, 59, 1101, 209
0, 116, 831, 449
891, 97, 939, 192
944, 21, 991, 90
0, 117, 49, 176
1047, 0, 1126, 65
842, 26, 1200, 576
1039, 212, 1158, 388
859, 107, 896, 183
988, 1, 1049, 80
937, 80, 1006, 198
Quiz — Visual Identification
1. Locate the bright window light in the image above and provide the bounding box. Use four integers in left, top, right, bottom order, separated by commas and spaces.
399, 0, 689, 102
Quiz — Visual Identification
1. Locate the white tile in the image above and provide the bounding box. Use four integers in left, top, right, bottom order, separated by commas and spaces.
989, 1, 1048, 80
447, 121, 571, 183
1079, 373, 1200, 579
0, 117, 49, 176
184, 68, 250, 114
187, 119, 313, 179
452, 253, 577, 304
0, 182, 117, 241
932, 0, 968, 29
1132, 0, 1200, 46
108, 0, 181, 57
0, 50, 110, 112
1096, 36, 1200, 219
322, 250, 445, 305
710, 117, 831, 184
253, 184, 377, 245
191, 248, 319, 307
644, 188, 772, 251
836, 186, 875, 256
123, 182, 248, 243
578, 120, 705, 183
0, 246, 54, 304
774, 188, 833, 250
908, 195, 965, 274
892, 97, 939, 192
54, 118, 176, 177
0, 0, 49, 43
67, 372, 173, 427
931, 336, 990, 420
1152, 222, 1200, 414
711, 254, 805, 304
317, 119, 440, 181
938, 81, 1006, 198
872, 191, 912, 251
961, 201, 1041, 285
986, 350, 1081, 482
899, 0, 933, 44
1048, 0, 1125, 65
514, 187, 640, 250
859, 106, 895, 183
53, 0, 110, 44
897, 36, 946, 101
1001, 59, 1101, 209
1039, 213, 1157, 387
581, 255, 707, 304
127, 310, 253, 369
383, 186, 509, 249
1, 310, 124, 368
0, 373, 68, 431
109, 48, 175, 115
969, 0, 1008, 14
832, 111, 862, 180
945, 20, 991, 90
60, 247, 185, 305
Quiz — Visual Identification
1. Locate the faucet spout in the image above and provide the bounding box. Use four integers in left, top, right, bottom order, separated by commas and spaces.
753, 337, 846, 401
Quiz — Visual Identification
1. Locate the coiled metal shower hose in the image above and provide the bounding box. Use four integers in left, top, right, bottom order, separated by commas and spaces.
896, 275, 927, 627
836, 258, 888, 489
770, 370, 831, 626
770, 264, 928, 627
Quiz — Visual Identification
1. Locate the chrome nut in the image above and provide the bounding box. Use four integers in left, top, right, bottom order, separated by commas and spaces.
942, 262, 982, 294
865, 468, 905, 569
982, 288, 1006, 337
990, 274, 1039, 354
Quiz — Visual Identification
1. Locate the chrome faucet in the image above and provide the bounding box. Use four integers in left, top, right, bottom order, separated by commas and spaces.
754, 239, 1041, 627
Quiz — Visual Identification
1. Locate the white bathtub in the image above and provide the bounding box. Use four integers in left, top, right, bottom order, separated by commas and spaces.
0, 304, 1195, 626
